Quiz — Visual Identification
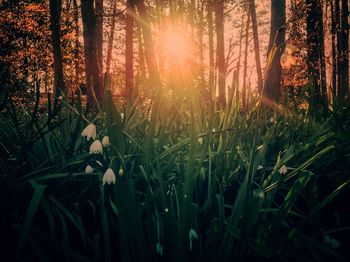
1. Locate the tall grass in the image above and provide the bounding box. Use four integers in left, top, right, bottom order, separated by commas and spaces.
0, 86, 349, 261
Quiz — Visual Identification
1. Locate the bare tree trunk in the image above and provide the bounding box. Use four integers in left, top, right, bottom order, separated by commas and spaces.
339, 0, 349, 100
242, 8, 250, 109
236, 15, 244, 104
306, 0, 327, 109
72, 0, 81, 92
135, 0, 160, 84
49, 0, 65, 96
96, 0, 103, 72
135, 18, 146, 81
248, 0, 263, 92
264, 0, 285, 103
207, 0, 215, 101
105, 0, 117, 74
215, 0, 226, 107
81, 0, 103, 104
330, 0, 337, 99
125, 1, 135, 100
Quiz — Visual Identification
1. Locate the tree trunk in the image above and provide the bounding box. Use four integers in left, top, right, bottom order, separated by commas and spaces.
215, 0, 226, 107
105, 0, 117, 74
248, 0, 263, 92
135, 0, 160, 84
125, 1, 135, 100
207, 0, 215, 101
264, 0, 285, 103
95, 0, 103, 74
242, 7, 250, 109
339, 0, 349, 100
330, 0, 337, 99
72, 0, 81, 93
49, 0, 65, 96
81, 0, 103, 104
306, 0, 327, 109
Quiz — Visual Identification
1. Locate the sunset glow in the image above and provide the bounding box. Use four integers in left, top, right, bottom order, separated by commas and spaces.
160, 26, 192, 63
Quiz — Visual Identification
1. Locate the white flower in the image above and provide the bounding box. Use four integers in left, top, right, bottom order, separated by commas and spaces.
90, 140, 103, 154
198, 137, 203, 145
278, 165, 288, 175
85, 165, 93, 173
81, 123, 96, 141
102, 168, 116, 185
118, 168, 124, 177
257, 165, 264, 171
156, 242, 163, 256
102, 136, 110, 147
189, 228, 199, 250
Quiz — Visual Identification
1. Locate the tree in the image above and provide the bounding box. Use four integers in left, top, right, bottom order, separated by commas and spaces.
207, 0, 215, 101
264, 0, 286, 103
306, 0, 327, 109
49, 0, 65, 96
248, 0, 263, 91
81, 0, 103, 104
339, 0, 349, 100
125, 0, 135, 100
215, 0, 226, 107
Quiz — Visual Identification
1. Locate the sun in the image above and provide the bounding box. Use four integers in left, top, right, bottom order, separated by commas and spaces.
160, 26, 192, 62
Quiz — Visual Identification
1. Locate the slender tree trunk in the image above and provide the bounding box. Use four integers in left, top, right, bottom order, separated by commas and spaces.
236, 15, 244, 104
330, 0, 337, 99
125, 1, 135, 100
135, 0, 160, 84
248, 0, 263, 91
72, 0, 81, 92
95, 0, 103, 72
264, 0, 286, 103
207, 0, 215, 101
81, 0, 103, 104
306, 0, 327, 109
136, 18, 146, 80
105, 0, 117, 74
215, 0, 226, 107
242, 8, 250, 109
339, 0, 349, 99
49, 0, 65, 96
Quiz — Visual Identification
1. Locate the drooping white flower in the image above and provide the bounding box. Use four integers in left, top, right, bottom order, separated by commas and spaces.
278, 165, 288, 175
189, 228, 199, 250
85, 165, 94, 173
90, 140, 103, 154
81, 123, 97, 141
102, 136, 110, 147
102, 168, 116, 185
118, 168, 124, 177
156, 242, 163, 256
198, 137, 203, 145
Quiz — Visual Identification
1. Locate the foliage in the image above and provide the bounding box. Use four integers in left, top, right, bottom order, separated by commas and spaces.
1, 87, 349, 261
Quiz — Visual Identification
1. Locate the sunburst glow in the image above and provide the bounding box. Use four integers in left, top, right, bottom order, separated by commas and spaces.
160, 26, 192, 62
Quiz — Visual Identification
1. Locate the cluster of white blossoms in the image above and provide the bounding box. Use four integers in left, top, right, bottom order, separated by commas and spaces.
81, 123, 123, 186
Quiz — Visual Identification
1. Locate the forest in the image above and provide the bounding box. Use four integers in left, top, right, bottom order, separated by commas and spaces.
0, 0, 350, 261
